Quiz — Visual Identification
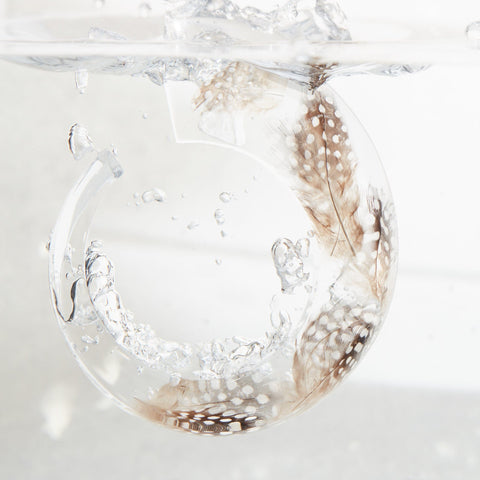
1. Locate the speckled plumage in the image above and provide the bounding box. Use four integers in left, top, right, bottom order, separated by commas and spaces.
136, 62, 395, 434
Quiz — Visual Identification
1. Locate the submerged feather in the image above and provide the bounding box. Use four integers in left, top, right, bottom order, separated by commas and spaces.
194, 61, 286, 113
290, 91, 364, 258
134, 64, 396, 434
365, 190, 396, 300
292, 300, 377, 413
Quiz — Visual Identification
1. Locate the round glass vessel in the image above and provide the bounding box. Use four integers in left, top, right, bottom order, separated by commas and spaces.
9, 0, 397, 436
49, 69, 397, 434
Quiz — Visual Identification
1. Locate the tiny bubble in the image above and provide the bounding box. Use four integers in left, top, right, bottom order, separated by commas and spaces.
220, 230, 228, 238
142, 112, 149, 119
187, 221, 200, 230
75, 69, 89, 94
68, 124, 94, 161
133, 192, 142, 206
171, 216, 179, 221
142, 188, 166, 203
219, 192, 233, 203
214, 209, 225, 225
215, 258, 222, 266
137, 366, 144, 375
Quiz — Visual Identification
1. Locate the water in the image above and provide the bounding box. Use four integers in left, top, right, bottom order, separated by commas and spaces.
3, 4, 480, 477
1, 0, 407, 436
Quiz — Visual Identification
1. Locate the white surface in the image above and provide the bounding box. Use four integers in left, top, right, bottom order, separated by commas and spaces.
1, 59, 480, 479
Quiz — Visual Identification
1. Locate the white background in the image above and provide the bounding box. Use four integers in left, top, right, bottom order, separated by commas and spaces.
1, 3, 480, 479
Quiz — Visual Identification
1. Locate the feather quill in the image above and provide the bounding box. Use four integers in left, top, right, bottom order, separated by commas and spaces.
137, 63, 397, 432
290, 90, 364, 258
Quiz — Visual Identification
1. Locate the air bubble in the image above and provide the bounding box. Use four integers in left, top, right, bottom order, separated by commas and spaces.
219, 192, 233, 203
214, 208, 225, 225
142, 188, 166, 203
75, 69, 89, 94
272, 238, 310, 293
68, 124, 95, 161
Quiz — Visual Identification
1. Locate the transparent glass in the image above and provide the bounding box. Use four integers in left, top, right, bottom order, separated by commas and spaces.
47, 71, 396, 434
1, 0, 479, 477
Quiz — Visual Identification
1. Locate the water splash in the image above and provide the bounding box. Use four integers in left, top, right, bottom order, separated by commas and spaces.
165, 0, 350, 43
8, 0, 360, 86
82, 238, 306, 377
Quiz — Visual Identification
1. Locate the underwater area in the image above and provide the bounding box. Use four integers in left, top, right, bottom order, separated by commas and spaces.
1, 0, 480, 477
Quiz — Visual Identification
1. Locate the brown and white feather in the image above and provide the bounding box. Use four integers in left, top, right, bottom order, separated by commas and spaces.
290, 91, 364, 258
